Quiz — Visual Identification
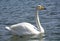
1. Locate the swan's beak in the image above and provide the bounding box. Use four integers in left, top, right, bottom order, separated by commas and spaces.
37, 5, 46, 10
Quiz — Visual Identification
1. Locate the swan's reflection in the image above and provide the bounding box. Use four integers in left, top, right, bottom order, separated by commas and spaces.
7, 34, 45, 41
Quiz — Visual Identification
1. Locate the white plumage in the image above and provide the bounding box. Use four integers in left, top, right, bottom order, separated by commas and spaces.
5, 5, 45, 36
6, 22, 40, 36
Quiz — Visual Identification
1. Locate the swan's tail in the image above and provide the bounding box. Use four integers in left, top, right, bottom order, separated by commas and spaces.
5, 26, 11, 30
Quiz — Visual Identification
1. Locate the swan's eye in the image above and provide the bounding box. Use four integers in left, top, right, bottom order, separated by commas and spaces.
37, 5, 46, 10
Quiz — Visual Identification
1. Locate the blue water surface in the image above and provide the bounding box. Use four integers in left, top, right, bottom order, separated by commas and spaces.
0, 0, 60, 41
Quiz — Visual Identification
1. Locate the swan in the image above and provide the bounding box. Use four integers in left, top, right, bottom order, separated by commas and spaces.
5, 5, 46, 36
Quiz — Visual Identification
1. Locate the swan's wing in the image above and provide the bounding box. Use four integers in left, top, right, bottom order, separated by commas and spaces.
6, 22, 40, 36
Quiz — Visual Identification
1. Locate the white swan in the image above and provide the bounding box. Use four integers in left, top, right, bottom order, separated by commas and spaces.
5, 5, 46, 36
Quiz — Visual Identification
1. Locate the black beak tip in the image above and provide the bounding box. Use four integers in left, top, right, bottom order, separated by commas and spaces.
44, 8, 46, 10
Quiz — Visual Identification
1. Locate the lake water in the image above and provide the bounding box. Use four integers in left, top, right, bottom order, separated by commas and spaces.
0, 0, 60, 41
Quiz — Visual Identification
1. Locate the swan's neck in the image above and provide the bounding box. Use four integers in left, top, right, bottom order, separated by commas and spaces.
35, 10, 44, 33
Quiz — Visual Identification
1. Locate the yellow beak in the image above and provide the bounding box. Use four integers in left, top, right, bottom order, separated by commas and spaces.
37, 5, 46, 10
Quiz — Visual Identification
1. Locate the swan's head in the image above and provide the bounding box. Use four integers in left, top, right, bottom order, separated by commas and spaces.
37, 5, 46, 10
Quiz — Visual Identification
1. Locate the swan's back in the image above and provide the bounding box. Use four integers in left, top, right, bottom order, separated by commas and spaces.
6, 22, 40, 36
